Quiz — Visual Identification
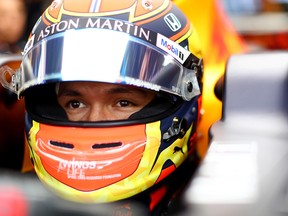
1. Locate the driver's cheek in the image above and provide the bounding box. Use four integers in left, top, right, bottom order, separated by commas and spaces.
66, 109, 89, 121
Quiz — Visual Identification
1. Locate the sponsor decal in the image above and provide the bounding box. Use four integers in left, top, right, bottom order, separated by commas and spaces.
37, 18, 80, 41
122, 77, 161, 92
58, 158, 121, 180
36, 17, 152, 43
164, 13, 181, 32
156, 34, 190, 64
23, 17, 155, 55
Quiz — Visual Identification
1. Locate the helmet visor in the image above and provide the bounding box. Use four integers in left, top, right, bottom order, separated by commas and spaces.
20, 28, 200, 100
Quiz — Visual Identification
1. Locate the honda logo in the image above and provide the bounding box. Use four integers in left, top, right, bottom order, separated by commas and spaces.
164, 13, 181, 32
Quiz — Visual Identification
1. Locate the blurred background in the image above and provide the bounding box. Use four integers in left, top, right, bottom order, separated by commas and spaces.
0, 0, 287, 170
221, 0, 288, 50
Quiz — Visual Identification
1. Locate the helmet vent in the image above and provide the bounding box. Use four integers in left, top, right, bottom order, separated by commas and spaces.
92, 142, 122, 149
50, 140, 74, 149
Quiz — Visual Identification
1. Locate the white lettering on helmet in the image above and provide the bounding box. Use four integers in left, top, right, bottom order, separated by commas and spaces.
37, 17, 151, 42
57, 159, 122, 180
38, 18, 80, 41
59, 159, 97, 171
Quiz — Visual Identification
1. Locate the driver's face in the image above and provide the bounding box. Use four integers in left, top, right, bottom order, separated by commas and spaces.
57, 82, 156, 121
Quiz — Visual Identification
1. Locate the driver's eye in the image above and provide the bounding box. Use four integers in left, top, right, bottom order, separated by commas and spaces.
67, 100, 84, 109
117, 100, 135, 107
119, 100, 129, 107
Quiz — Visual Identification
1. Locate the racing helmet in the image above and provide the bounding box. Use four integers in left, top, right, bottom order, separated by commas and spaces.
0, 0, 203, 211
